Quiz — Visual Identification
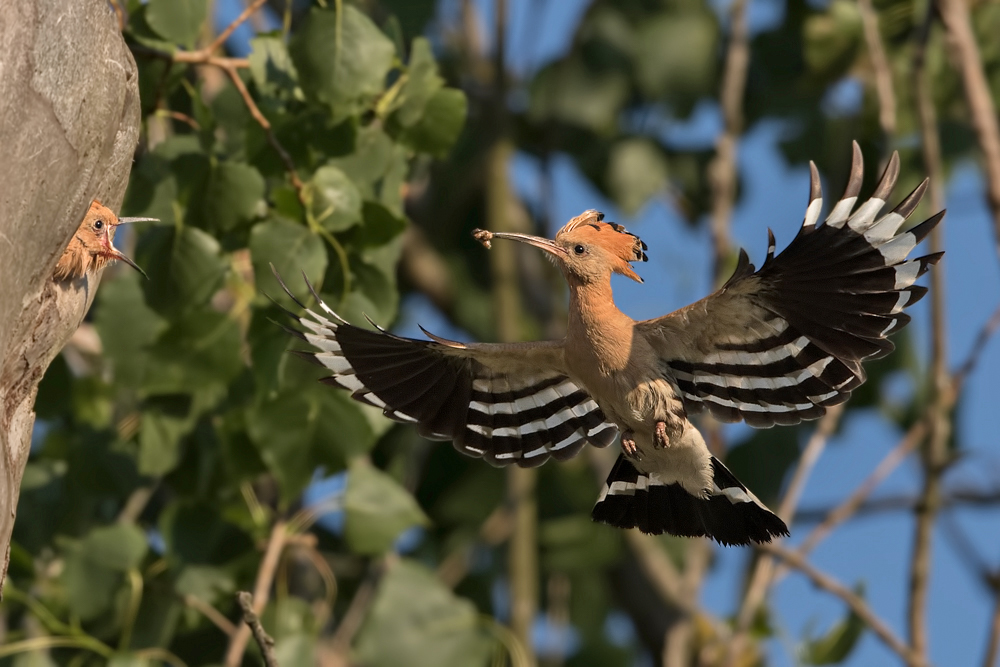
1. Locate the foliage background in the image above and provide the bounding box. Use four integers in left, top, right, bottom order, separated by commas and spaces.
4, 0, 1000, 665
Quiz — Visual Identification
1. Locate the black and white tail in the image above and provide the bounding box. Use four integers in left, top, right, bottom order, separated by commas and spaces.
591, 455, 788, 545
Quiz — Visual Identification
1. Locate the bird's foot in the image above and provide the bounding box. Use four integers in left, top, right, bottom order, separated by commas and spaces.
621, 430, 639, 459
653, 421, 671, 449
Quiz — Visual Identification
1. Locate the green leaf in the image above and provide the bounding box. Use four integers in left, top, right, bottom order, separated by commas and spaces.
139, 397, 197, 476
137, 224, 228, 319
201, 162, 265, 232
249, 218, 327, 307
397, 88, 467, 157
249, 35, 301, 99
159, 500, 253, 565
61, 547, 121, 620
804, 0, 863, 80
801, 584, 866, 664
329, 239, 404, 326
391, 37, 444, 126
142, 311, 243, 397
146, 0, 208, 49
305, 166, 363, 232
290, 6, 396, 119
529, 59, 629, 131
95, 275, 168, 389
354, 559, 493, 666
174, 565, 236, 602
606, 139, 669, 214
344, 460, 429, 555
248, 306, 291, 398
633, 12, 718, 104
328, 126, 396, 189
353, 201, 407, 247
246, 387, 375, 500
83, 524, 149, 571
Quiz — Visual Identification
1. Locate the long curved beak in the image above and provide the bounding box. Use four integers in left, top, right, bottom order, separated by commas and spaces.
116, 217, 159, 225
104, 248, 148, 279
473, 229, 567, 258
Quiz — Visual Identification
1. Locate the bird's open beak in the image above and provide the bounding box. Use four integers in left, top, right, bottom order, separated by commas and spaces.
473, 229, 568, 258
108, 216, 156, 279
116, 217, 160, 224
103, 248, 148, 279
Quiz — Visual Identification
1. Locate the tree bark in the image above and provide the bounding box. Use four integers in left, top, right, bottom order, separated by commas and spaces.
0, 0, 140, 592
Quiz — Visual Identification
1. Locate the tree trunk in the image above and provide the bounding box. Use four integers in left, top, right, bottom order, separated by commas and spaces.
0, 0, 140, 592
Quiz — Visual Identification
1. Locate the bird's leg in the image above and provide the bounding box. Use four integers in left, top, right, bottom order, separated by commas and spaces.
621, 429, 639, 458
653, 421, 670, 449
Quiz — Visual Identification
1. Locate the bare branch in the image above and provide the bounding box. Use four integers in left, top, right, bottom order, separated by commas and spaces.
985, 594, 1000, 667
857, 0, 897, 140
708, 0, 750, 282
184, 594, 237, 637
224, 521, 288, 667
760, 543, 926, 667
219, 63, 305, 201
236, 591, 280, 667
936, 0, 1000, 260
908, 4, 951, 655
728, 406, 843, 662
791, 418, 927, 566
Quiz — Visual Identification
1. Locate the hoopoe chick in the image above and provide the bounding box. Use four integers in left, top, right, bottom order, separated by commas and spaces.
275, 142, 943, 546
53, 200, 154, 282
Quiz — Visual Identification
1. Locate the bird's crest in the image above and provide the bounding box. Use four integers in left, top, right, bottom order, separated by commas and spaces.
556, 210, 648, 282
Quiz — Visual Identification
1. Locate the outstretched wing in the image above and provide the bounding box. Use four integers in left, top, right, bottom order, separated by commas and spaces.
639, 143, 943, 428
272, 270, 618, 467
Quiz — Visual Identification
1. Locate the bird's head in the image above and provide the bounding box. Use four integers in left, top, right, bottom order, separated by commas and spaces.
54, 201, 155, 281
473, 210, 648, 285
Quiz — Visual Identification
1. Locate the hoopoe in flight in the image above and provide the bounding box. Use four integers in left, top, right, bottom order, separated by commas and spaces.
274, 143, 943, 545
53, 200, 152, 281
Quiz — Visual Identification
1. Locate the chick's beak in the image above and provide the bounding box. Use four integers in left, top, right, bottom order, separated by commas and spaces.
106, 216, 157, 279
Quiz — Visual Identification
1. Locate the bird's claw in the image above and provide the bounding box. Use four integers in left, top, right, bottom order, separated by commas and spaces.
654, 421, 670, 449
621, 430, 639, 459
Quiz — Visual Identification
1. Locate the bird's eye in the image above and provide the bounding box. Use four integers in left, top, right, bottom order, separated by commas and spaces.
94, 220, 103, 230
573, 244, 585, 255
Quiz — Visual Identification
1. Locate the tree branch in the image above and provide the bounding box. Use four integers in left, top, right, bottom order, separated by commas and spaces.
760, 543, 926, 667
857, 0, 896, 141
936, 0, 1000, 261
224, 521, 288, 667
908, 4, 950, 655
236, 591, 280, 667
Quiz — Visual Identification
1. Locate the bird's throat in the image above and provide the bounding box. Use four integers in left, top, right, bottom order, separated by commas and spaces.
566, 279, 635, 374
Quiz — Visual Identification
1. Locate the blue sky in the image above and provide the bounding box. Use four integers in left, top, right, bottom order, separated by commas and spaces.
212, 0, 1000, 663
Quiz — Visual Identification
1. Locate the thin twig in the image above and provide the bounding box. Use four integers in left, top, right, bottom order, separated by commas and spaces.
437, 506, 514, 588
224, 521, 288, 667
760, 543, 926, 667
936, 0, 1000, 260
857, 0, 897, 140
128, 0, 304, 202
708, 0, 749, 282
791, 419, 927, 566
207, 0, 269, 56
329, 574, 378, 656
236, 592, 280, 667
984, 593, 1000, 667
624, 531, 692, 615
184, 594, 237, 636
729, 405, 844, 661
220, 63, 305, 201
908, 3, 950, 655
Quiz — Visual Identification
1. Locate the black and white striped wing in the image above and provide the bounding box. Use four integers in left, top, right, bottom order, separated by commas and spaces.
640, 143, 943, 428
272, 271, 618, 467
